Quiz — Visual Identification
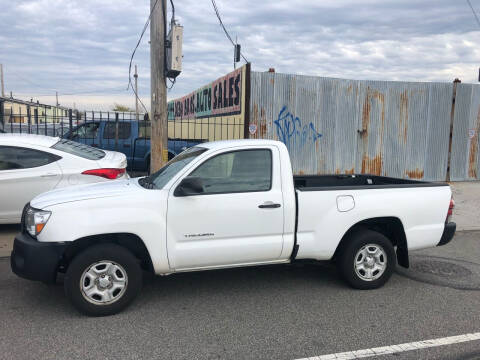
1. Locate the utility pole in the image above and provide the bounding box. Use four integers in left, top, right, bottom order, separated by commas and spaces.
0, 64, 5, 97
234, 36, 237, 70
55, 91, 59, 107
150, 0, 168, 172
134, 64, 139, 120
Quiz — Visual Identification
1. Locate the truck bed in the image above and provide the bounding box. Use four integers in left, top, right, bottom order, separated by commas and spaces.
294, 174, 449, 191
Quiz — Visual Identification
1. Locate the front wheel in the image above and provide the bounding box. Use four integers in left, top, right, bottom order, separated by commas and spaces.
338, 229, 396, 290
64, 244, 142, 316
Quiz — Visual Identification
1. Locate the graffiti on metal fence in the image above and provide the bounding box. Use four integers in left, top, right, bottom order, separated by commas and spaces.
274, 106, 322, 149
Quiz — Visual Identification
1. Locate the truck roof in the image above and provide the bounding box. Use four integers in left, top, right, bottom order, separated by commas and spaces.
0, 133, 60, 148
199, 139, 283, 150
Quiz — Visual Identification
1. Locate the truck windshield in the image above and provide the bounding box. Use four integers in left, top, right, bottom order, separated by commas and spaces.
143, 147, 207, 189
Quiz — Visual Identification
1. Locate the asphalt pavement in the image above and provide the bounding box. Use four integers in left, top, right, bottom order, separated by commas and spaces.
0, 231, 479, 360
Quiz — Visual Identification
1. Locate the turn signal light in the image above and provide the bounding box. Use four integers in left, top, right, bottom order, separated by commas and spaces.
35, 223, 45, 234
82, 168, 126, 180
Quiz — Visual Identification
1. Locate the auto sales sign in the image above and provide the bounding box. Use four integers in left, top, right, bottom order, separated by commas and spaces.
168, 66, 244, 120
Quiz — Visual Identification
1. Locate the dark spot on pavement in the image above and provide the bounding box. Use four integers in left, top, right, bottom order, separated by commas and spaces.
397, 255, 480, 291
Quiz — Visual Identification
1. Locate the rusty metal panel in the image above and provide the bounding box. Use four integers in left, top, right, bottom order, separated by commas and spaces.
423, 82, 455, 181
450, 84, 480, 181
317, 77, 358, 175
249, 72, 454, 180
355, 81, 452, 180
250, 71, 275, 140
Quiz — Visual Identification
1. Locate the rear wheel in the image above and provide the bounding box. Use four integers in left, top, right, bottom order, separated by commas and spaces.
338, 229, 396, 289
64, 243, 142, 316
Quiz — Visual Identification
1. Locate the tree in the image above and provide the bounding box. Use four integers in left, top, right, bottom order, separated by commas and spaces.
112, 103, 134, 112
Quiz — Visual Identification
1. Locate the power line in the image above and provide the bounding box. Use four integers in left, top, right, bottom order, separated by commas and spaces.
15, 92, 132, 97
169, 0, 175, 26
6, 71, 130, 97
61, 88, 127, 96
167, 77, 176, 90
467, 0, 480, 28
126, 0, 160, 114
210, 0, 248, 63
14, 87, 128, 97
8, 72, 57, 92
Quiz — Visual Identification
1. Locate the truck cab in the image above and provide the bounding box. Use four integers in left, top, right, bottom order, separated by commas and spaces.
65, 121, 203, 172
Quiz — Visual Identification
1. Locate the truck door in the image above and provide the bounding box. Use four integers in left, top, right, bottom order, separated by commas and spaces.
101, 122, 133, 162
132, 121, 150, 172
166, 146, 285, 270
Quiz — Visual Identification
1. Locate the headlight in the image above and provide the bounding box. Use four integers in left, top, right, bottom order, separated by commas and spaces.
25, 207, 51, 237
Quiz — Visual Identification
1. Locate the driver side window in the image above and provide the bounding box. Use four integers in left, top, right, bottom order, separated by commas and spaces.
189, 149, 272, 194
73, 123, 99, 138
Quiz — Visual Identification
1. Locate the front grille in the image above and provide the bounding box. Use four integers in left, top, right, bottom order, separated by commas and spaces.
20, 203, 29, 233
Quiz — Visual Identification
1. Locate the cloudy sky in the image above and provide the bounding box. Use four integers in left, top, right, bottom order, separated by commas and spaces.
0, 0, 479, 110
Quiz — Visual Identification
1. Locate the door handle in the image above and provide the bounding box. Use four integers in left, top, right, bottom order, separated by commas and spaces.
41, 173, 57, 178
258, 202, 281, 209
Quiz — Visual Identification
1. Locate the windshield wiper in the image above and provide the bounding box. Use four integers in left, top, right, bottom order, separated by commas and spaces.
139, 177, 156, 189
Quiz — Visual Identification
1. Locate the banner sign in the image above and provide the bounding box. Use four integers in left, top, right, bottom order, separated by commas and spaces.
168, 67, 243, 120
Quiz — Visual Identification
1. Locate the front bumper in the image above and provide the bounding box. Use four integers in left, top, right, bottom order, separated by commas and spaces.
437, 222, 456, 246
10, 232, 67, 283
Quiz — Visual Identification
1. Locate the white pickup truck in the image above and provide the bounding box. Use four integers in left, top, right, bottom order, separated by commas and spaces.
11, 139, 456, 316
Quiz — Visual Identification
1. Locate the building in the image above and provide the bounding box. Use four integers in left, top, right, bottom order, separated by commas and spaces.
0, 96, 69, 127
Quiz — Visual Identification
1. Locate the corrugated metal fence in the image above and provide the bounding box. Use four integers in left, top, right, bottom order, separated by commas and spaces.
249, 72, 480, 181
450, 84, 480, 181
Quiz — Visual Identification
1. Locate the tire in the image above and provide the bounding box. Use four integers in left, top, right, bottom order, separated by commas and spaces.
64, 243, 142, 316
338, 229, 396, 290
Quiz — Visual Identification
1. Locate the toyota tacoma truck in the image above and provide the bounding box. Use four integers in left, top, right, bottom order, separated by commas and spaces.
10, 139, 456, 316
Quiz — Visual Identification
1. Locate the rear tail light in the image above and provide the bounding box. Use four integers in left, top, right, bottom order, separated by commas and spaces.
446, 198, 455, 223
82, 168, 126, 180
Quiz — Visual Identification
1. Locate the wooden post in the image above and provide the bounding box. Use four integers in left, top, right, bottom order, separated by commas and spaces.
446, 78, 461, 181
150, 0, 168, 172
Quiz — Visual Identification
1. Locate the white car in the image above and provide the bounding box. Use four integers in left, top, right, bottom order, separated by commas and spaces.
0, 133, 127, 224
10, 139, 455, 316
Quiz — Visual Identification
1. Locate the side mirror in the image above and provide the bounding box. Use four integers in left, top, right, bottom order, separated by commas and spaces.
174, 177, 204, 197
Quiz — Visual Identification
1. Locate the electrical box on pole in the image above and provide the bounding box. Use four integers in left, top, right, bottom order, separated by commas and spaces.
234, 44, 241, 63
166, 24, 183, 78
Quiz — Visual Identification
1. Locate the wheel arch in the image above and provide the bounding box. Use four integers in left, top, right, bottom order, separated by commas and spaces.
333, 217, 409, 268
60, 233, 154, 274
